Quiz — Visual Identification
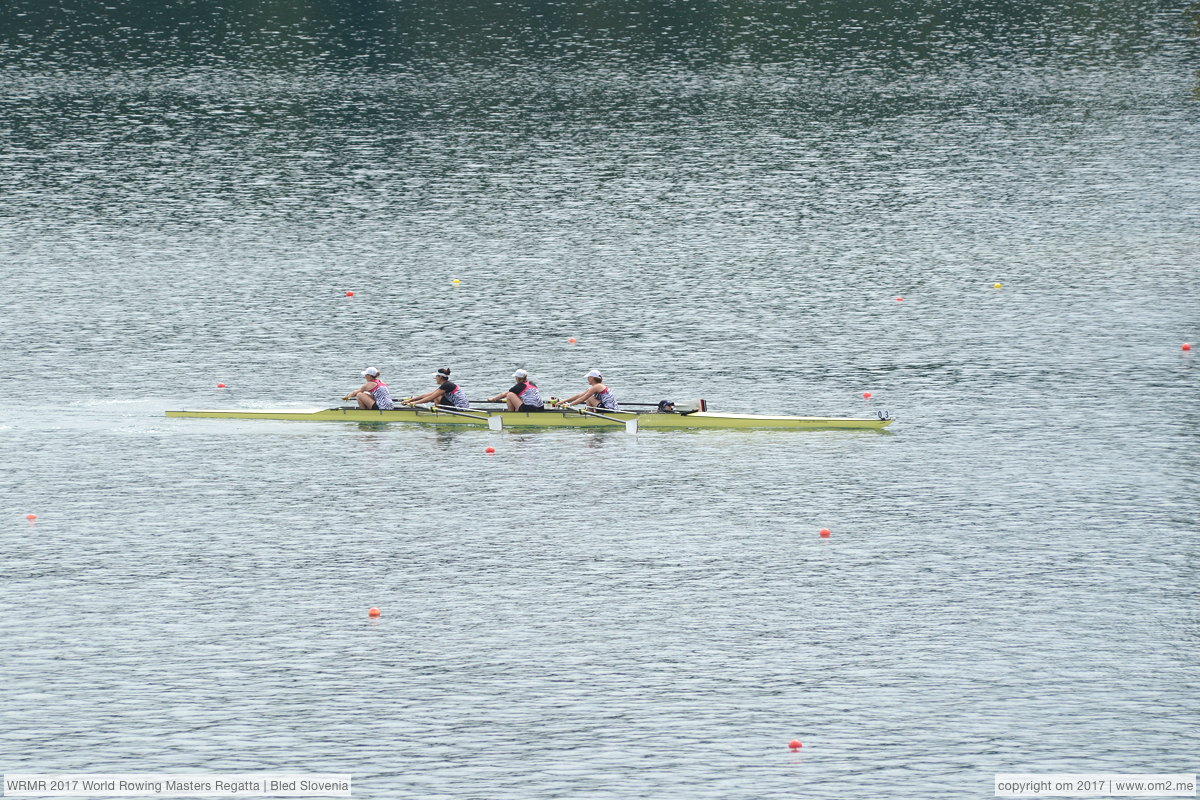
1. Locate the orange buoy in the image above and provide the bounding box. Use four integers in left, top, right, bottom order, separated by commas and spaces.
862, 392, 872, 399
819, 528, 831, 538
485, 446, 495, 454
368, 607, 380, 618
1184, 343, 1192, 351
788, 740, 802, 750
217, 383, 226, 388
25, 514, 37, 521
345, 290, 354, 297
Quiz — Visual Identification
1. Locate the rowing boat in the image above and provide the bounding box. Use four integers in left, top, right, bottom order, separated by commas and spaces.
164, 406, 894, 431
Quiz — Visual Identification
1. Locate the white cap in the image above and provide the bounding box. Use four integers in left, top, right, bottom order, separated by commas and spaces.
512, 369, 528, 380
585, 369, 602, 379
362, 367, 380, 378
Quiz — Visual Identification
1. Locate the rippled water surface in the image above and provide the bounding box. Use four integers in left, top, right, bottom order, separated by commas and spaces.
2, 2, 1198, 797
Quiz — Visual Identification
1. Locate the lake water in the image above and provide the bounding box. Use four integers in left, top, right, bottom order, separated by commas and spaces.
1, 2, 1198, 797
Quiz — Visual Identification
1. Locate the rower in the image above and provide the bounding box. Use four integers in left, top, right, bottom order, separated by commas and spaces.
403, 367, 470, 409
656, 400, 676, 413
558, 369, 619, 411
486, 369, 544, 412
342, 367, 395, 410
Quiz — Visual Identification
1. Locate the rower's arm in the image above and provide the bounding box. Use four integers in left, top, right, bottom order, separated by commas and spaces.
406, 389, 439, 405
342, 382, 369, 400
562, 387, 593, 405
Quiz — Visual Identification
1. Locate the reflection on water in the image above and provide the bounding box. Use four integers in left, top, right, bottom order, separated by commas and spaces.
429, 427, 479, 451
1189, 2, 1200, 97
0, 0, 1176, 71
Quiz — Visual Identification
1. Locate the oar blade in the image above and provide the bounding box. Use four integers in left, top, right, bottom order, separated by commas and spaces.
488, 415, 503, 431
624, 418, 638, 435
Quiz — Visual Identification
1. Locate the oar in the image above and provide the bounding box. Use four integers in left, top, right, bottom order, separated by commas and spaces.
433, 404, 504, 431
569, 406, 638, 434
401, 401, 503, 431
471, 399, 662, 408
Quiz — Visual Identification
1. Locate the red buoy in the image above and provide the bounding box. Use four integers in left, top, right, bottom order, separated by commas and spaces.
485, 447, 495, 454
788, 740, 802, 750
895, 297, 904, 302
345, 291, 354, 297
217, 383, 226, 388
368, 607, 380, 618
862, 392, 872, 399
568, 337, 576, 343
1184, 343, 1192, 351
25, 514, 37, 521
819, 528, 831, 538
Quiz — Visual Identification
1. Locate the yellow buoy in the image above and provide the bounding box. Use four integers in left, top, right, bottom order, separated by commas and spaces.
451, 278, 461, 285
993, 283, 1003, 289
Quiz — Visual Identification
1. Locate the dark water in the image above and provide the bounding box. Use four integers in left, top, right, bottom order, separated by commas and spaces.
2, 2, 1198, 798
